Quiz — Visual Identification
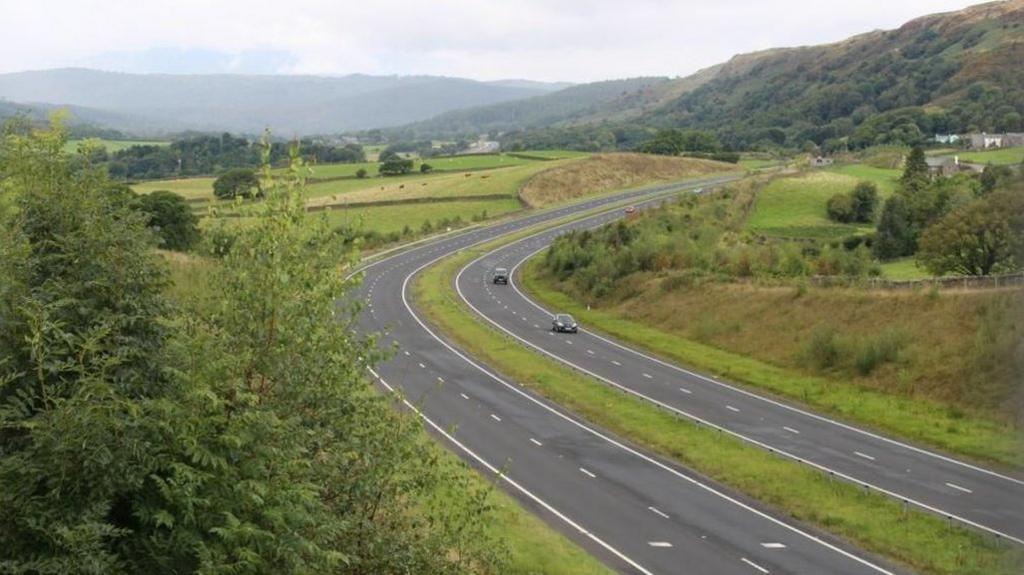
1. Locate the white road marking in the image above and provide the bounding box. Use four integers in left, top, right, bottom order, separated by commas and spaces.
726, 405, 740, 413
783, 426, 800, 435
403, 351, 410, 356
647, 541, 673, 548
586, 349, 595, 355
648, 506, 670, 519
741, 557, 770, 573
533, 324, 540, 328
418, 362, 426, 369
611, 360, 622, 366
855, 451, 876, 461
565, 340, 573, 345
490, 414, 502, 422
642, 373, 653, 379
679, 387, 692, 394
460, 393, 469, 400
761, 542, 786, 549
437, 377, 444, 383
530, 438, 543, 447
946, 482, 973, 494
579, 467, 596, 478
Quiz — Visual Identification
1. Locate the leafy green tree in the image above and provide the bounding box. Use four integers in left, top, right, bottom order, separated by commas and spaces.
979, 164, 1011, 196
826, 192, 856, 223
917, 191, 1023, 276
849, 181, 879, 222
212, 168, 260, 199
136, 190, 200, 251
379, 157, 414, 176
420, 162, 433, 173
355, 167, 368, 178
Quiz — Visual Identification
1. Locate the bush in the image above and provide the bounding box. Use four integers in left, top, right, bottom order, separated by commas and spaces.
420, 163, 434, 173
135, 190, 200, 251
853, 331, 905, 375
355, 167, 368, 178
805, 327, 841, 370
379, 158, 414, 176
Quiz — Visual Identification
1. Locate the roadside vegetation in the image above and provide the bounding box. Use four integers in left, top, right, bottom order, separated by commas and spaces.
0, 119, 612, 574
528, 155, 1024, 465
414, 224, 1023, 575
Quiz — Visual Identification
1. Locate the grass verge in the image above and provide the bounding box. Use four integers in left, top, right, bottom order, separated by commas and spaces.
413, 234, 1022, 575
522, 261, 1021, 468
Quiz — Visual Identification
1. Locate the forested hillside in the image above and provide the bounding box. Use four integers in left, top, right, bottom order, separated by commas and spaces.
646, 0, 1024, 149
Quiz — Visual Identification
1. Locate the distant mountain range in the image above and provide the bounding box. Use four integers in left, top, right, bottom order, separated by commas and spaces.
0, 69, 570, 135
2, 0, 1021, 146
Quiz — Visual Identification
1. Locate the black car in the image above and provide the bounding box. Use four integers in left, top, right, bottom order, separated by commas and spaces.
551, 313, 578, 333
492, 267, 509, 285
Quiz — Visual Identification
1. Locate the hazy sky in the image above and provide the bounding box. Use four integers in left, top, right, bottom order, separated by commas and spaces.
0, 0, 983, 82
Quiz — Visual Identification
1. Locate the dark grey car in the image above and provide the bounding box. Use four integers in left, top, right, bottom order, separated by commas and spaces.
551, 313, 578, 333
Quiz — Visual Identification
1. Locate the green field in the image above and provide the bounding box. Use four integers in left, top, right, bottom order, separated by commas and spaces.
879, 257, 934, 280
320, 198, 523, 235
132, 177, 217, 200
507, 150, 591, 160
957, 146, 1024, 166
738, 158, 781, 170
302, 154, 534, 180
65, 138, 169, 153
746, 169, 895, 238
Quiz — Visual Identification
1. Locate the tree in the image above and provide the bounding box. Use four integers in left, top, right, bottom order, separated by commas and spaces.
379, 158, 414, 176
899, 145, 930, 193
826, 193, 855, 223
420, 162, 433, 173
979, 164, 1011, 196
917, 191, 1022, 276
873, 195, 916, 259
849, 181, 879, 222
355, 167, 368, 178
378, 149, 401, 162
212, 168, 260, 199
136, 190, 200, 251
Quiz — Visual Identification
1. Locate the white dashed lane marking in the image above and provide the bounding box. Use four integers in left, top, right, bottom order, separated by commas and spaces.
679, 387, 692, 394
726, 405, 740, 413
647, 541, 672, 548
854, 451, 876, 461
611, 360, 622, 366
579, 467, 596, 478
946, 482, 973, 494
783, 426, 800, 434
460, 393, 469, 400
761, 542, 786, 549
490, 414, 502, 422
642, 373, 653, 379
648, 506, 670, 519
529, 438, 543, 447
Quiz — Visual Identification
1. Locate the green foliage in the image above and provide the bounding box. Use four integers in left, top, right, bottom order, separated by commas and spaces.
135, 190, 199, 251
420, 162, 434, 173
917, 189, 1024, 276
212, 168, 259, 200
0, 121, 506, 574
636, 129, 721, 156
874, 194, 917, 259
899, 146, 930, 193
355, 167, 368, 178
378, 157, 414, 176
827, 181, 879, 223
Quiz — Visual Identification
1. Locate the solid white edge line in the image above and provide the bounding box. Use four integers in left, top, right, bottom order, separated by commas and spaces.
368, 367, 654, 575
504, 243, 1024, 489
741, 557, 770, 573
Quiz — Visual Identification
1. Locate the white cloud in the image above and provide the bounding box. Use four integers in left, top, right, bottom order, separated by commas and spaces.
0, 0, 983, 81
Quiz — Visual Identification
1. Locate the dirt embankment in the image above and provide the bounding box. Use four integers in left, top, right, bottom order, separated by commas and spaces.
519, 153, 737, 207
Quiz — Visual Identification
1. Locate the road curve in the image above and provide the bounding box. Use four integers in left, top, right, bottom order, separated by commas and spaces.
454, 194, 1024, 545
354, 176, 906, 575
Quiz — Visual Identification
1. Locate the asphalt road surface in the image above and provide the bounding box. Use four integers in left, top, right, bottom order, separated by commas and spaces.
454, 189, 1024, 546
354, 176, 911, 575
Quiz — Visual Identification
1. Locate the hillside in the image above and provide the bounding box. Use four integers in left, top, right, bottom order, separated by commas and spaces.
397, 1, 1024, 150
0, 69, 567, 135
646, 0, 1024, 148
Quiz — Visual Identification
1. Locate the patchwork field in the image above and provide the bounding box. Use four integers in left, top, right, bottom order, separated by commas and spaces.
957, 146, 1024, 166
746, 168, 897, 239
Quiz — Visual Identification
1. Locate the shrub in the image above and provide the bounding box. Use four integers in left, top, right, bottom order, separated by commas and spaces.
805, 326, 841, 370
355, 167, 368, 178
213, 168, 260, 199
853, 331, 905, 375
420, 163, 434, 173
827, 192, 855, 223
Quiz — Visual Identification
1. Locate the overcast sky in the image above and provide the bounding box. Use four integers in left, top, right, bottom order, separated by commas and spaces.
0, 0, 983, 82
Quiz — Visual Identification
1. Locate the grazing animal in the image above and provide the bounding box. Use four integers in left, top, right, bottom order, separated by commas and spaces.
480, 174, 490, 179
421, 182, 428, 186
399, 184, 405, 189
464, 173, 472, 177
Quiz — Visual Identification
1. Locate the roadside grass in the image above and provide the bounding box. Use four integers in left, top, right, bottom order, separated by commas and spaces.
956, 146, 1024, 166
65, 138, 169, 153
320, 198, 524, 235
879, 257, 934, 280
522, 259, 1022, 467
414, 240, 1021, 575
745, 171, 891, 239
163, 251, 611, 575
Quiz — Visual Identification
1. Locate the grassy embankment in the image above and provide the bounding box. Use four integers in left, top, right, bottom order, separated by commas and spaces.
413, 225, 1021, 575
518, 153, 739, 207
163, 252, 611, 575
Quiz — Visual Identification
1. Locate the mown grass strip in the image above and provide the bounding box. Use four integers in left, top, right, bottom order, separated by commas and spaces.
521, 260, 1022, 468
414, 237, 1023, 575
